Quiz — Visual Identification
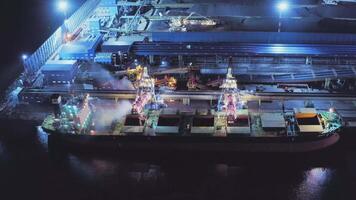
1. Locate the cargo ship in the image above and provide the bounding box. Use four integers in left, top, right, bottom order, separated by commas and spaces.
42, 68, 342, 153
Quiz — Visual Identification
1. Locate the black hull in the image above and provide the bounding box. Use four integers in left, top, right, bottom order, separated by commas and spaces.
47, 131, 340, 153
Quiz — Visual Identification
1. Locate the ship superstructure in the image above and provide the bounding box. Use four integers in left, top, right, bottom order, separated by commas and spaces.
43, 94, 94, 134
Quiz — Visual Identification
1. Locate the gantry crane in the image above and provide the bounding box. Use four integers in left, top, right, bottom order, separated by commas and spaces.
218, 68, 239, 124
131, 67, 156, 115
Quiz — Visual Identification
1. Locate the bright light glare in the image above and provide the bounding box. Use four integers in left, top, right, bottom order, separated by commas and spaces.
277, 2, 289, 12
22, 54, 28, 60
58, 1, 68, 12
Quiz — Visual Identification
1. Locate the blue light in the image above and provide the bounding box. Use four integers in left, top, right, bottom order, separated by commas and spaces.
269, 44, 287, 54
277, 2, 289, 12
58, 1, 69, 12
22, 54, 28, 60
161, 60, 168, 66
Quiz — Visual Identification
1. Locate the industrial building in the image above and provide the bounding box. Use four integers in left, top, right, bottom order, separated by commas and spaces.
59, 34, 103, 60
41, 60, 78, 85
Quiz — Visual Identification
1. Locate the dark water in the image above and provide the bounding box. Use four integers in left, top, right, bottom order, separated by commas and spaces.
1, 120, 356, 200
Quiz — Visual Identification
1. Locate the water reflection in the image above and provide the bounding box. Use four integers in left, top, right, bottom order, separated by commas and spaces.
36, 126, 48, 152
67, 154, 165, 183
128, 164, 163, 183
58, 152, 341, 200
67, 154, 119, 181
294, 168, 333, 200
0, 123, 346, 199
214, 164, 243, 177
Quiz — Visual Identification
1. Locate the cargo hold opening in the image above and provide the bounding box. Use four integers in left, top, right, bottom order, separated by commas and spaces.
124, 115, 145, 126
157, 116, 180, 126
193, 116, 214, 127
296, 116, 320, 125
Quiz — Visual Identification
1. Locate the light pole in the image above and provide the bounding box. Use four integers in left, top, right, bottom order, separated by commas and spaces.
21, 54, 30, 78
22, 54, 28, 61
58, 1, 69, 20
58, 1, 69, 42
22, 54, 28, 72
276, 2, 289, 32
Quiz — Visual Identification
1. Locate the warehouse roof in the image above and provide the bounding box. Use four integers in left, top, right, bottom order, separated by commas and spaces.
60, 34, 103, 55
42, 60, 77, 72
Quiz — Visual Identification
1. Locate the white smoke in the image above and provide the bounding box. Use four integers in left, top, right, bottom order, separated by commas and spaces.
89, 62, 135, 90
94, 100, 132, 130
115, 76, 135, 90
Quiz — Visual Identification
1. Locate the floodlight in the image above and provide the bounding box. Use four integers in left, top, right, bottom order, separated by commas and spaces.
277, 2, 289, 12
58, 1, 68, 12
22, 54, 28, 60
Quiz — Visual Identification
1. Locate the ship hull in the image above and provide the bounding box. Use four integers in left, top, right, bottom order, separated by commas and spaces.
47, 131, 340, 153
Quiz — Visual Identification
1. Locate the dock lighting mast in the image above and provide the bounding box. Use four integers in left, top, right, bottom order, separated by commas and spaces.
58, 1, 69, 19
22, 54, 28, 61
276, 1, 289, 32
21, 54, 28, 75
58, 1, 69, 42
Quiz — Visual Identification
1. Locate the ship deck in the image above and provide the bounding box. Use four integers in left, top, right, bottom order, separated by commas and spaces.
72, 98, 340, 137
